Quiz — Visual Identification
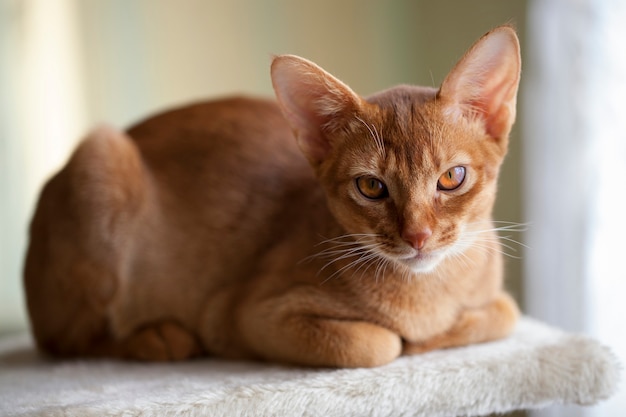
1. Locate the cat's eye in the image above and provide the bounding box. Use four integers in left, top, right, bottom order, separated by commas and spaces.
356, 176, 388, 200
437, 166, 466, 191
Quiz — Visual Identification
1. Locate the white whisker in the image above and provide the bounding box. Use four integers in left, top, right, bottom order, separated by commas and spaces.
465, 220, 530, 233
465, 241, 523, 260
317, 245, 380, 274
320, 249, 380, 285
351, 251, 382, 276
355, 116, 385, 158
305, 232, 390, 285
300, 233, 381, 265
371, 122, 386, 157
462, 236, 521, 253
497, 235, 530, 249
316, 233, 381, 245
373, 256, 390, 283
448, 249, 477, 269
455, 219, 529, 260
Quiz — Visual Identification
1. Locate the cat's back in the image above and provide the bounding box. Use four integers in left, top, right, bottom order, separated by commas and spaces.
128, 96, 304, 178
128, 97, 292, 150
124, 96, 313, 228
121, 96, 316, 268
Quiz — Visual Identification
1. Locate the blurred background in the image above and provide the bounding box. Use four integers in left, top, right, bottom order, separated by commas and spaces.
0, 1, 624, 416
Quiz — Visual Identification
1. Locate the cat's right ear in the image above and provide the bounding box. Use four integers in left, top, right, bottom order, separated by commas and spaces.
271, 55, 362, 167
438, 26, 521, 143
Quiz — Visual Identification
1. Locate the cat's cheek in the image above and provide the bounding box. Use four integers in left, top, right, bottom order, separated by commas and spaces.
325, 196, 370, 236
327, 187, 381, 232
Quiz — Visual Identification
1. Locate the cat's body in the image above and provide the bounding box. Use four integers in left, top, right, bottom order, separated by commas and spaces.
25, 27, 521, 367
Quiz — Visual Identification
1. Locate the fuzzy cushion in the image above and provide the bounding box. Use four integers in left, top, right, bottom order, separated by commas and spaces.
0, 317, 619, 417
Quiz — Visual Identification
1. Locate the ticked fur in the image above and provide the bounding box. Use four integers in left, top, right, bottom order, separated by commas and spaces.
24, 26, 521, 367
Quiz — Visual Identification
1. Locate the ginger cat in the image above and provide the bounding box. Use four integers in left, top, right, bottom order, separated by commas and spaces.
24, 26, 521, 367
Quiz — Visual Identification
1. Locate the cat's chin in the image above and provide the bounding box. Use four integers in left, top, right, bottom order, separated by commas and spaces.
398, 252, 444, 274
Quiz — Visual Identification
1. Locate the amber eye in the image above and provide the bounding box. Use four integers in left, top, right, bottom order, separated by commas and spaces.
356, 176, 388, 200
437, 166, 466, 191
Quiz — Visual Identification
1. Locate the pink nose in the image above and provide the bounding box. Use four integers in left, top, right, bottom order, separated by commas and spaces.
402, 229, 432, 250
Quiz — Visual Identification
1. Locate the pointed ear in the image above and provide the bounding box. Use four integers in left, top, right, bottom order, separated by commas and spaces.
271, 55, 362, 166
439, 26, 521, 140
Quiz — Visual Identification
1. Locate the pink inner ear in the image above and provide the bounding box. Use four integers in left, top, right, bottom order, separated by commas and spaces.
440, 27, 521, 139
469, 77, 518, 138
271, 55, 361, 166
275, 78, 330, 162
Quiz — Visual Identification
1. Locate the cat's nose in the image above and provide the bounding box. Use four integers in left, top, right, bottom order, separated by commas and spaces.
402, 228, 432, 251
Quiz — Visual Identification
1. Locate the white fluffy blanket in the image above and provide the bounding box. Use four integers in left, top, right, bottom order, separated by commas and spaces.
0, 317, 619, 417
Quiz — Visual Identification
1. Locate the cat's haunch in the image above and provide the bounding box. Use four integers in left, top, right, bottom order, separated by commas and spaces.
24, 26, 521, 367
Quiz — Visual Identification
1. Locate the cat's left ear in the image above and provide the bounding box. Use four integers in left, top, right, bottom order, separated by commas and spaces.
271, 55, 362, 167
438, 26, 521, 141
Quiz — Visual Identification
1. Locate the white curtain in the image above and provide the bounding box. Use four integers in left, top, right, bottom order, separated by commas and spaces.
524, 0, 626, 415
0, 0, 86, 333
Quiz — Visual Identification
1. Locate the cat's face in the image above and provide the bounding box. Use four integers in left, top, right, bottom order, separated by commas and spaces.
272, 26, 521, 274
317, 87, 506, 273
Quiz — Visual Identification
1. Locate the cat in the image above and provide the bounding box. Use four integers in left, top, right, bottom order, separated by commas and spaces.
24, 26, 521, 368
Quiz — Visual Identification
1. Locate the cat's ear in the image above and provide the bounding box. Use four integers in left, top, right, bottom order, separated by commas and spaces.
271, 55, 362, 166
438, 26, 521, 141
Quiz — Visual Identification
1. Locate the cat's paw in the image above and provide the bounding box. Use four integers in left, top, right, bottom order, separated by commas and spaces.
124, 321, 202, 361
403, 292, 519, 355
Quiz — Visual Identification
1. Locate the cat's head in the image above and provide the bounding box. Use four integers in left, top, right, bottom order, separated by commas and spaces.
271, 26, 521, 274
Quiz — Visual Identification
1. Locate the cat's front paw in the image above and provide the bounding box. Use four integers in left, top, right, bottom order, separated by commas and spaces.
403, 292, 519, 355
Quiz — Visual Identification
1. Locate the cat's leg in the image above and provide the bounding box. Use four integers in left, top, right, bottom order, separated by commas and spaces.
236, 289, 402, 368
403, 292, 519, 354
24, 126, 149, 359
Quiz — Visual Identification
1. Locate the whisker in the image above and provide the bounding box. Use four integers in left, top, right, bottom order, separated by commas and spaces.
497, 235, 530, 249
316, 245, 381, 274
382, 258, 392, 280
314, 241, 382, 257
373, 258, 386, 284
316, 233, 382, 246
465, 241, 523, 260
465, 220, 530, 233
320, 250, 381, 285
448, 250, 476, 269
461, 236, 521, 254
308, 231, 389, 285
300, 233, 383, 265
371, 122, 386, 157
351, 251, 382, 277
402, 264, 413, 284
465, 225, 529, 235
459, 219, 530, 260
355, 116, 385, 158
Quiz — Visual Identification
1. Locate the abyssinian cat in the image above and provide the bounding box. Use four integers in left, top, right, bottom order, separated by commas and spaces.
24, 26, 521, 367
